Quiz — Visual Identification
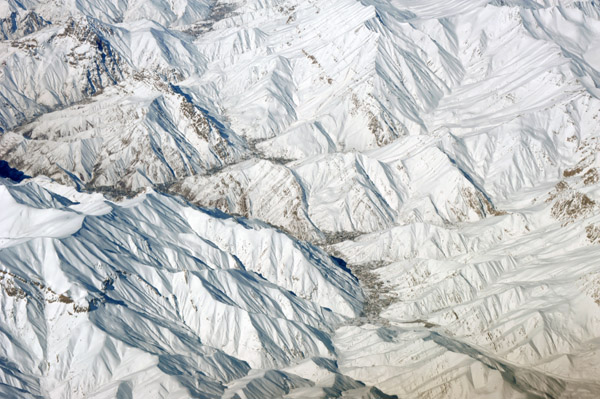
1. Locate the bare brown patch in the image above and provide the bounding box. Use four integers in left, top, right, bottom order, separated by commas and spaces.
546, 181, 569, 202
583, 168, 599, 186
461, 188, 505, 219
551, 192, 596, 224
586, 224, 600, 245
58, 294, 74, 304
349, 261, 398, 324
563, 166, 584, 178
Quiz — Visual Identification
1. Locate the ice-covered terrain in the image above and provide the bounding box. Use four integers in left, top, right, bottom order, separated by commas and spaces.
0, 177, 380, 398
2, 0, 600, 397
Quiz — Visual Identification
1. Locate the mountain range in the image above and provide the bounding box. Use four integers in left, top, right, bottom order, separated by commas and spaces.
1, 0, 600, 397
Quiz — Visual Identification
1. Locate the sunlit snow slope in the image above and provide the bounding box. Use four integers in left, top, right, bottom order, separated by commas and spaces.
2, 0, 600, 397
0, 177, 380, 398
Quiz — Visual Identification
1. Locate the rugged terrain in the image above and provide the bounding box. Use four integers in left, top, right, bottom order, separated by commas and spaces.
1, 0, 600, 397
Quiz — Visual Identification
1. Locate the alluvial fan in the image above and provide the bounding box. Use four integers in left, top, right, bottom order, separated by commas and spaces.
1, 0, 600, 397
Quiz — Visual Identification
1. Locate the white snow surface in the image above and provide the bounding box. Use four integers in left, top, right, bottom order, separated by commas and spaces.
0, 177, 367, 398
1, 0, 600, 397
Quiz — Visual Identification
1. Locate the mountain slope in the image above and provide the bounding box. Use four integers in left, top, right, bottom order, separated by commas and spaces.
0, 177, 370, 398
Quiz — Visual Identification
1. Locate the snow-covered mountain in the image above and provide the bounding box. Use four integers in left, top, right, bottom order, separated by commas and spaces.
1, 0, 600, 397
